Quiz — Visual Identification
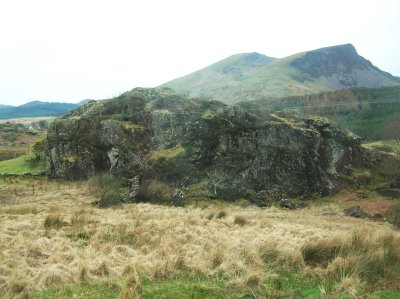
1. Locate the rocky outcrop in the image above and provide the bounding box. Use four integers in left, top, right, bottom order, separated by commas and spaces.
291, 44, 400, 89
46, 88, 363, 201
184, 107, 360, 199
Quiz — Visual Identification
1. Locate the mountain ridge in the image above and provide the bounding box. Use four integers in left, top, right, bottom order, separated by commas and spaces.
0, 101, 83, 119
161, 44, 400, 105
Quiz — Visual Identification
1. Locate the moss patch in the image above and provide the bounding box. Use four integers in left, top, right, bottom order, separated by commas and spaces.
150, 146, 185, 160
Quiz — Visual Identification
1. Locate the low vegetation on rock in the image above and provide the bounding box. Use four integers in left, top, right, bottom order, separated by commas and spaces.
45, 87, 385, 208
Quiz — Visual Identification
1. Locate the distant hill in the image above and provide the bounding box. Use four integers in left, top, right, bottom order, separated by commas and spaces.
161, 44, 400, 105
0, 101, 82, 119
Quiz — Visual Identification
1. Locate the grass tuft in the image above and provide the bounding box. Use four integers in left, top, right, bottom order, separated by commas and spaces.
301, 237, 342, 267
91, 261, 111, 277
119, 274, 141, 299
233, 215, 247, 226
216, 209, 228, 219
302, 229, 400, 286
211, 250, 225, 269
44, 213, 65, 230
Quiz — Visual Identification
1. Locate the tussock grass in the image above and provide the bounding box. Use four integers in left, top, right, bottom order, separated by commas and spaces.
216, 209, 228, 219
233, 214, 247, 226
2, 204, 39, 214
44, 213, 65, 230
95, 224, 138, 246
90, 261, 111, 277
1, 179, 399, 298
302, 229, 400, 291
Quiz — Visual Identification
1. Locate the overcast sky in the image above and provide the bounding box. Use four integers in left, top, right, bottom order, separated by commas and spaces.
0, 0, 399, 105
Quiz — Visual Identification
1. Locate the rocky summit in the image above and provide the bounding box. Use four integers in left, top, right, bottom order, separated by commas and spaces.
162, 44, 400, 105
46, 88, 363, 203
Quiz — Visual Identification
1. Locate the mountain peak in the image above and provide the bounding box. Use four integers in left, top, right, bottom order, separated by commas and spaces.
291, 44, 366, 78
291, 44, 400, 88
319, 43, 357, 54
243, 52, 274, 66
161, 44, 400, 104
19, 100, 46, 108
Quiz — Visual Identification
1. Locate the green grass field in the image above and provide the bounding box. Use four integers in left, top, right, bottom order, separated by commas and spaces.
362, 140, 400, 154
32, 266, 400, 299
0, 154, 46, 174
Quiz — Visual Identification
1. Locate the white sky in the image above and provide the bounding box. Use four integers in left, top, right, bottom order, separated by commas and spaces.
0, 0, 399, 105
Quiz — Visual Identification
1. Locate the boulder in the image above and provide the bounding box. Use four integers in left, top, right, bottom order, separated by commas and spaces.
250, 190, 272, 207
170, 189, 185, 207
370, 212, 383, 220
344, 205, 370, 218
280, 199, 296, 210
45, 87, 365, 202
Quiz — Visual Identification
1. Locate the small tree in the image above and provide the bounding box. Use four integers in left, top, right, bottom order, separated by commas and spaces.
32, 140, 45, 160
38, 120, 49, 130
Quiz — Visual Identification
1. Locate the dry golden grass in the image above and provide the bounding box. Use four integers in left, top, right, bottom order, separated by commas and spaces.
1, 204, 39, 215
0, 178, 399, 297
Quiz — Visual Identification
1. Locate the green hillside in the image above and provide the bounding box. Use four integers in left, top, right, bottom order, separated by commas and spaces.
0, 154, 46, 174
162, 44, 400, 105
250, 85, 400, 140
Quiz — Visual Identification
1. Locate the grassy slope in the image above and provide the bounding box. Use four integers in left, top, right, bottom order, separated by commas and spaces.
234, 53, 328, 102
162, 49, 396, 108
162, 45, 400, 106
0, 154, 46, 174
162, 52, 327, 105
362, 140, 400, 154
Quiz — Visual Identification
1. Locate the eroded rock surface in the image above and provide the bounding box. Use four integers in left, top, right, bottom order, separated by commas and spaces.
46, 88, 363, 201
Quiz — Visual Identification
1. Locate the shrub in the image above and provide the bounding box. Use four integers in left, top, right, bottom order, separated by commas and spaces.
137, 179, 173, 203
3, 133, 17, 142
88, 173, 123, 207
97, 188, 122, 207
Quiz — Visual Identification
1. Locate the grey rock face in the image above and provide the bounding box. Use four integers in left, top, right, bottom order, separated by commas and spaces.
185, 108, 360, 198
45, 88, 363, 201
292, 44, 400, 89
344, 205, 370, 218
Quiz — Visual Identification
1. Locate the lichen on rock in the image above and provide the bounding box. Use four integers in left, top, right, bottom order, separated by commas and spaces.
45, 87, 364, 202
